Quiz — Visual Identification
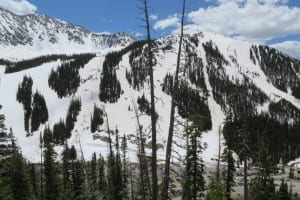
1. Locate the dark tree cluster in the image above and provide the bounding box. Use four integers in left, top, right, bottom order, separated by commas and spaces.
31, 91, 49, 132
17, 76, 48, 134
99, 52, 122, 103
205, 45, 269, 116
203, 40, 229, 67
162, 73, 173, 95
52, 119, 67, 145
223, 113, 300, 166
0, 58, 11, 66
5, 53, 95, 74
90, 104, 104, 133
98, 43, 149, 103
251, 45, 300, 98
269, 99, 300, 124
48, 54, 95, 98
65, 98, 81, 135
163, 78, 212, 130
51, 98, 81, 144
184, 40, 207, 94
126, 44, 150, 90
137, 94, 151, 115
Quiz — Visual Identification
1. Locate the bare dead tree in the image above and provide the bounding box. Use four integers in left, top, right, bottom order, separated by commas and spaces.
129, 159, 135, 200
77, 132, 92, 197
217, 126, 222, 183
132, 99, 152, 199
139, 0, 158, 198
104, 111, 113, 158
161, 0, 186, 199
39, 132, 43, 200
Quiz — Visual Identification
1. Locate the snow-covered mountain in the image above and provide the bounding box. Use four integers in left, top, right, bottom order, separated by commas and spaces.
0, 10, 299, 164
0, 8, 134, 60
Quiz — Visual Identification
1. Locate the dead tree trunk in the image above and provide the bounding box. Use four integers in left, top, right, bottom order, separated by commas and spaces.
217, 126, 221, 183
244, 159, 248, 200
140, 0, 158, 198
132, 100, 152, 198
105, 112, 113, 158
161, 0, 186, 199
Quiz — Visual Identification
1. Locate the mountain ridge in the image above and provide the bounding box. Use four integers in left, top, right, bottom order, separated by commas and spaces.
0, 8, 135, 60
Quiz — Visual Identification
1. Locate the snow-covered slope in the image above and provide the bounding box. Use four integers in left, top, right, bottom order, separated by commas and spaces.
0, 8, 134, 60
1, 31, 300, 164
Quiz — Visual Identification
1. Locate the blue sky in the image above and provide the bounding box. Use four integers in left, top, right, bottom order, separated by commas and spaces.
0, 0, 299, 58
27, 0, 207, 38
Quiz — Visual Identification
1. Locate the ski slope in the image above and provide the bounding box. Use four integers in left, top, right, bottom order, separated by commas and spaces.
0, 32, 299, 165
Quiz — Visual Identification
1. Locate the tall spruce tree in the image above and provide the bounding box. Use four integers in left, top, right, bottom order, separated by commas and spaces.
7, 142, 36, 200
205, 180, 227, 200
43, 127, 61, 200
72, 160, 85, 200
222, 147, 235, 200
181, 120, 205, 200
98, 155, 107, 199
222, 114, 236, 200
61, 143, 74, 200
276, 179, 291, 200
90, 152, 98, 200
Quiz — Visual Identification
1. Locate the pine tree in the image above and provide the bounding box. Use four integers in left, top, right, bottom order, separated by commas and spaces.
222, 147, 235, 200
276, 179, 291, 200
222, 114, 236, 200
5, 134, 36, 200
61, 144, 74, 200
90, 152, 98, 199
98, 155, 107, 199
43, 127, 61, 200
182, 135, 192, 200
205, 180, 227, 200
72, 160, 85, 200
0, 109, 13, 200
181, 120, 205, 200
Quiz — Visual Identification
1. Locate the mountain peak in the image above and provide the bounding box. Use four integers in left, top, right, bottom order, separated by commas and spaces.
0, 8, 135, 60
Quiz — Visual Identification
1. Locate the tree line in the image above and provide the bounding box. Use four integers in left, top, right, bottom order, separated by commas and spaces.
5, 54, 95, 74
16, 76, 48, 135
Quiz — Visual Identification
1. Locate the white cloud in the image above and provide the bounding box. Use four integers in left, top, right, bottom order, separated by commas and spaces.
150, 14, 158, 21
134, 32, 144, 38
0, 0, 36, 15
99, 18, 112, 23
153, 14, 180, 30
130, 31, 144, 38
271, 41, 300, 59
156, 0, 300, 43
